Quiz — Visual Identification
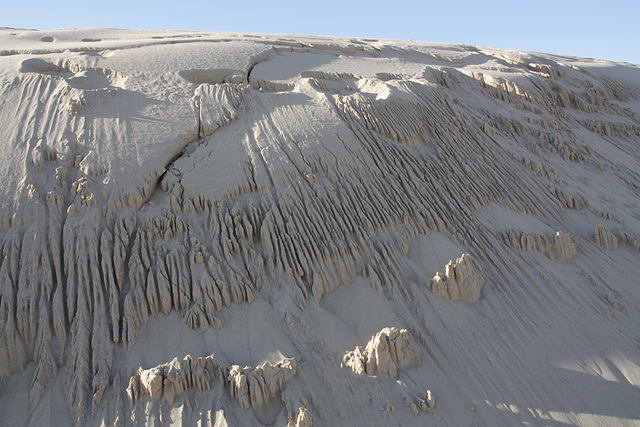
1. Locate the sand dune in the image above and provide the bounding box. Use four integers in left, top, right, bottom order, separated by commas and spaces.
0, 28, 639, 426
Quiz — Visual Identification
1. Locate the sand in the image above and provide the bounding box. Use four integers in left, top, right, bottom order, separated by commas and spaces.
0, 27, 639, 426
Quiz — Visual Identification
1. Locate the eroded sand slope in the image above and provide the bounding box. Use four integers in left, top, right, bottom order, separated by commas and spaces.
0, 28, 639, 426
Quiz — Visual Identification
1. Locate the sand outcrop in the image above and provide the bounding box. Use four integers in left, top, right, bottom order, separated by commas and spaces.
429, 254, 485, 303
594, 226, 640, 251
503, 230, 577, 263
595, 226, 619, 250
127, 355, 296, 408
288, 406, 313, 427
343, 327, 421, 377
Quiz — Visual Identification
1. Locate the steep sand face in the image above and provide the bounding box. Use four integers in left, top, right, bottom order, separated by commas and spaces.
0, 28, 639, 426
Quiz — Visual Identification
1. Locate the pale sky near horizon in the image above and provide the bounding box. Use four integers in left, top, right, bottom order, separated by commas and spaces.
3, 0, 639, 65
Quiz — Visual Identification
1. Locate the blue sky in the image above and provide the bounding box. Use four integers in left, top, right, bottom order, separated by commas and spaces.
4, 0, 640, 64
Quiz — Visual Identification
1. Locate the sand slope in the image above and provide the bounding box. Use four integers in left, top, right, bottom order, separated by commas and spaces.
0, 28, 639, 426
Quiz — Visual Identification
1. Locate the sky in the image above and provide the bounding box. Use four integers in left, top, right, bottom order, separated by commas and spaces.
3, 0, 640, 65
